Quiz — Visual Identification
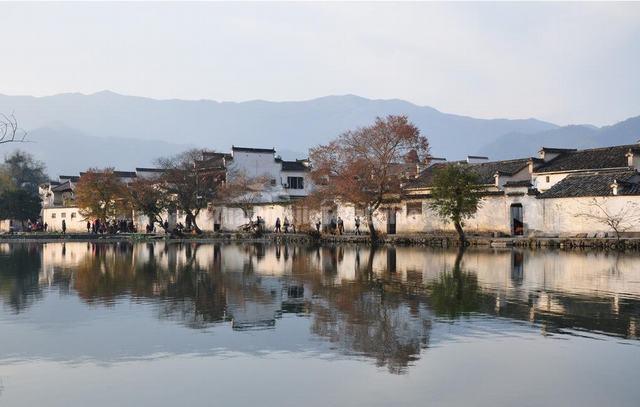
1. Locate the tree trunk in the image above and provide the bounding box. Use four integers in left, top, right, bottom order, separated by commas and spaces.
454, 220, 466, 245
189, 211, 203, 234
366, 209, 378, 242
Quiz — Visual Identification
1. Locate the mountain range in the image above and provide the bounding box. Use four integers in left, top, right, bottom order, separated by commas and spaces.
0, 91, 637, 176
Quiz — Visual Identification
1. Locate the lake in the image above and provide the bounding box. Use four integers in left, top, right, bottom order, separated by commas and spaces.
0, 242, 639, 406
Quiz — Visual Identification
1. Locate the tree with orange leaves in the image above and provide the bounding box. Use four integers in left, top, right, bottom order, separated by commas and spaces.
75, 168, 127, 222
308, 115, 429, 240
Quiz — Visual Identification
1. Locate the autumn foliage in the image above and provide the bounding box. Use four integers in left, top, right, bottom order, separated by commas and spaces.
309, 115, 429, 239
75, 168, 127, 221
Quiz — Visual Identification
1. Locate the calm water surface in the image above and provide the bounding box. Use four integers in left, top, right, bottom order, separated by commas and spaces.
0, 242, 639, 406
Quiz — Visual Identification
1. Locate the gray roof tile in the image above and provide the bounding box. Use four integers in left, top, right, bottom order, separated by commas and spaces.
538, 170, 640, 199
535, 145, 638, 173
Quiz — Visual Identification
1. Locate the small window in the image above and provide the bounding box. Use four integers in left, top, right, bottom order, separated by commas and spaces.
71, 212, 76, 219
406, 202, 423, 216
51, 213, 57, 219
271, 179, 277, 186
545, 176, 550, 183
354, 207, 366, 217
286, 176, 304, 189
61, 212, 66, 218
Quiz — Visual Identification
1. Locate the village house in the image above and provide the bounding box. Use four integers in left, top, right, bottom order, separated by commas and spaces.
379, 144, 640, 237
37, 146, 313, 232
25, 141, 640, 237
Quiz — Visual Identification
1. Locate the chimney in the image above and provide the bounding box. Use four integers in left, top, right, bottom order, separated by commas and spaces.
626, 149, 637, 169
611, 180, 619, 196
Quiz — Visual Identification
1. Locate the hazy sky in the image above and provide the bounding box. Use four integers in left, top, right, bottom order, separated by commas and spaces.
1, 2, 639, 125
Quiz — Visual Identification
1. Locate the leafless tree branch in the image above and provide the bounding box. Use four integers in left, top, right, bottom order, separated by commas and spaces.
0, 112, 27, 145
575, 197, 640, 241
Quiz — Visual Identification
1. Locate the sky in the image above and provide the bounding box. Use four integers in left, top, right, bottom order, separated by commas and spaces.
0, 2, 639, 126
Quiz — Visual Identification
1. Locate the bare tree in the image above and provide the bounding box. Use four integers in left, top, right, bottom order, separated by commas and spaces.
309, 115, 429, 240
0, 113, 27, 145
220, 170, 273, 228
575, 197, 640, 242
156, 149, 226, 234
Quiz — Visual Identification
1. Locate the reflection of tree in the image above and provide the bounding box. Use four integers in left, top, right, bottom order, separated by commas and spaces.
307, 247, 431, 374
71, 242, 228, 328
4, 241, 639, 375
311, 287, 430, 374
428, 248, 480, 318
0, 244, 42, 312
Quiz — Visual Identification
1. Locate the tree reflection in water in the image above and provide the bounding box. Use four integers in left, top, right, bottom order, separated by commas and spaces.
1, 242, 639, 374
0, 244, 43, 313
427, 247, 480, 318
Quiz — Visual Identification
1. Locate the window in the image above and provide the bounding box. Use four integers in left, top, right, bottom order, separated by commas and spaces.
61, 212, 66, 218
545, 176, 550, 183
271, 179, 277, 186
71, 212, 76, 219
286, 176, 304, 189
406, 202, 423, 216
51, 213, 57, 219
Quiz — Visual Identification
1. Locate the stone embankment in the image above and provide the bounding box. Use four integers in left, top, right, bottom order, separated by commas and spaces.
1, 232, 640, 250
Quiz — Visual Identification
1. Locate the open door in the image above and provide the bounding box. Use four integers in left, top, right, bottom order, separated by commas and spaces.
511, 204, 524, 236
386, 208, 397, 235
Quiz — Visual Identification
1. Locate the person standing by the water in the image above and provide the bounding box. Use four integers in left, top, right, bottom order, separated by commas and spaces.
355, 216, 361, 235
61, 219, 66, 234
315, 219, 321, 233
337, 217, 344, 235
330, 217, 337, 234
283, 217, 290, 233
86, 221, 91, 233
275, 217, 281, 233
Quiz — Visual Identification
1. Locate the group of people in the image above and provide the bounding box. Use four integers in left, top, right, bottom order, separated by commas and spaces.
274, 217, 296, 233
26, 219, 48, 232
86, 219, 137, 234
315, 216, 362, 235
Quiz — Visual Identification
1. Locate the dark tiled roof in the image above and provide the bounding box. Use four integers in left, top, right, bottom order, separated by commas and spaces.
51, 180, 74, 192
202, 152, 233, 161
281, 160, 309, 172
59, 175, 80, 182
113, 171, 137, 178
540, 147, 577, 154
79, 171, 137, 178
538, 170, 640, 199
232, 146, 275, 154
405, 158, 530, 189
503, 180, 532, 188
135, 167, 165, 173
535, 145, 638, 173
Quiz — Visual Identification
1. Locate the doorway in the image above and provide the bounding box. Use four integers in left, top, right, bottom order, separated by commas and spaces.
510, 204, 524, 236
386, 208, 397, 235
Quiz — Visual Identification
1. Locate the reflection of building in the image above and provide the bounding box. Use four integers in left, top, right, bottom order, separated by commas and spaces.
226, 274, 283, 330
3, 242, 640, 373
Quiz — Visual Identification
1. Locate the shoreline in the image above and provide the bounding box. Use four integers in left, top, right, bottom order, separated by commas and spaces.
1, 232, 640, 250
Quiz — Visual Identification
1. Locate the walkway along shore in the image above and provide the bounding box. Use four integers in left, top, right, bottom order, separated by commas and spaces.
2, 232, 640, 250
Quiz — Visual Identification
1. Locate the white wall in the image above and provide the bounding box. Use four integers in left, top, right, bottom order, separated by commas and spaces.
229, 151, 281, 181
281, 170, 312, 197
532, 172, 569, 192
41, 207, 87, 232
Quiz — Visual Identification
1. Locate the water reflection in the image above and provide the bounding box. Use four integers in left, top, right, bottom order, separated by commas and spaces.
1, 242, 640, 374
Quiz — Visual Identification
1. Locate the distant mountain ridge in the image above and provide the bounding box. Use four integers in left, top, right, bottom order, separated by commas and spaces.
0, 91, 557, 175
0, 91, 637, 176
479, 116, 640, 160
